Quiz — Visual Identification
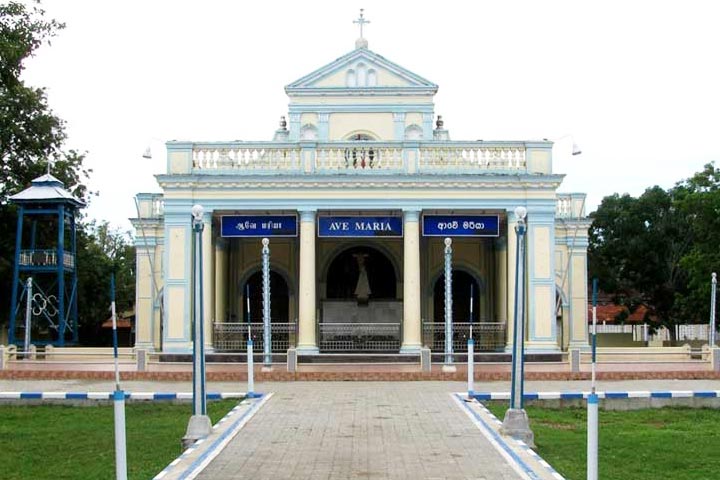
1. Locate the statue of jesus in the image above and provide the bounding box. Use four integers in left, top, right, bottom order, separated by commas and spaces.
353, 253, 371, 304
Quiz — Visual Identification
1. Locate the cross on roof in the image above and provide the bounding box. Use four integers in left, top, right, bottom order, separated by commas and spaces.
353, 9, 370, 39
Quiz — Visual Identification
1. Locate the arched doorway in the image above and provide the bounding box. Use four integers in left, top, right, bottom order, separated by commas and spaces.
321, 246, 401, 352
429, 271, 482, 352
241, 270, 290, 352
326, 246, 396, 301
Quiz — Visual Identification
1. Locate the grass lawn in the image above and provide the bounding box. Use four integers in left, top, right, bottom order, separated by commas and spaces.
485, 403, 720, 480
0, 399, 239, 480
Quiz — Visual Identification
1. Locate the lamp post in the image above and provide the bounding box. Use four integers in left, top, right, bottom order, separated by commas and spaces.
500, 206, 535, 447
183, 204, 211, 448
711, 273, 717, 347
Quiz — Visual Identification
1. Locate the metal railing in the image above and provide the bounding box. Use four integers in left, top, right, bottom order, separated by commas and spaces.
19, 249, 75, 269
213, 322, 295, 352
319, 322, 401, 352
422, 322, 506, 352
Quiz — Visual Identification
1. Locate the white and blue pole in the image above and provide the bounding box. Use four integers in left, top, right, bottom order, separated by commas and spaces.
467, 283, 474, 396
587, 277, 599, 480
111, 274, 127, 480
443, 238, 454, 371
246, 284, 255, 397
262, 238, 272, 368
24, 277, 32, 356
710, 273, 716, 347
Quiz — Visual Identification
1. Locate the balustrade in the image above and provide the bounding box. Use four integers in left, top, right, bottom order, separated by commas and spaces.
188, 141, 530, 175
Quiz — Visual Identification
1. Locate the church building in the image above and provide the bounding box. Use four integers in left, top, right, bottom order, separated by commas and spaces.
131, 16, 590, 358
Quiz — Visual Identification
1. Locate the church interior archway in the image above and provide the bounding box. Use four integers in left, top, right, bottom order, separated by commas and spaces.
326, 246, 396, 301
243, 270, 289, 323
432, 270, 480, 323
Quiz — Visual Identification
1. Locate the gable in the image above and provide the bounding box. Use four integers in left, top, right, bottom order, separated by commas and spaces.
285, 48, 438, 95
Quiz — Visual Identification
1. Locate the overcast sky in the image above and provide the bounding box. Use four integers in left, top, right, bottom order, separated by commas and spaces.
21, 0, 720, 232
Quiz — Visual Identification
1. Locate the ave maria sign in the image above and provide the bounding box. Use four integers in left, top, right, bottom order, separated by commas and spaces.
318, 216, 403, 238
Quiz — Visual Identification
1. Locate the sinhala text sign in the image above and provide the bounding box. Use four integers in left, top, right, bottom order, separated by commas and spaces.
422, 215, 500, 237
221, 215, 298, 237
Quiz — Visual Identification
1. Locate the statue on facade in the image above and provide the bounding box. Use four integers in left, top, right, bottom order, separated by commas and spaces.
353, 253, 371, 304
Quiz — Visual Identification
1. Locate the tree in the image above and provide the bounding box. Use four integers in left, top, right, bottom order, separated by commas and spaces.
76, 222, 135, 346
0, 1, 91, 327
673, 163, 720, 324
588, 186, 692, 337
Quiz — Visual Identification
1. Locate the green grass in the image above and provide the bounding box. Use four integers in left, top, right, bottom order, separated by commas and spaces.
486, 403, 720, 480
0, 399, 239, 480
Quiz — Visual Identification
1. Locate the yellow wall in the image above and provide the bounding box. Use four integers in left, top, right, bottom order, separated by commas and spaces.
329, 113, 394, 140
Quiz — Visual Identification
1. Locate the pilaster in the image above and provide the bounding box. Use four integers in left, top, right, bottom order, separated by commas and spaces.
401, 208, 422, 353
297, 210, 319, 354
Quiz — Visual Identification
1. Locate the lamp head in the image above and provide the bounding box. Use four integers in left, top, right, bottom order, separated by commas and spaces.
444, 237, 452, 247
191, 204, 204, 222
262, 238, 269, 247
514, 206, 527, 221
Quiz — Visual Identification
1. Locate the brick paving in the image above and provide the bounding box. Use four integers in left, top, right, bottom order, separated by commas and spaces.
196, 382, 523, 480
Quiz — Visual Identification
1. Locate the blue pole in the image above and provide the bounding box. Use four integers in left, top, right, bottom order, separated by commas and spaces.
9, 206, 25, 345
57, 205, 66, 346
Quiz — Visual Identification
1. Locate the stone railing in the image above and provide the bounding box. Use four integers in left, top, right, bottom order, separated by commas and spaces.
171, 140, 551, 176
418, 144, 526, 172
193, 144, 302, 171
135, 193, 164, 219
556, 193, 586, 218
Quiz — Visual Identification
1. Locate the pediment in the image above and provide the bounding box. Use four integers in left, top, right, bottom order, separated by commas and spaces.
285, 48, 437, 94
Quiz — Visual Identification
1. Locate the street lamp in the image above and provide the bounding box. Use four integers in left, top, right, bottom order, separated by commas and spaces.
500, 206, 535, 447
183, 204, 211, 448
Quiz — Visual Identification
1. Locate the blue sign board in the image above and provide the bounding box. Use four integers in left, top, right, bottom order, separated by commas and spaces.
422, 215, 500, 237
221, 215, 297, 237
318, 216, 403, 238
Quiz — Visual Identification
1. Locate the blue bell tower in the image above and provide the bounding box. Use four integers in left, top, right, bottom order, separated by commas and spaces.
8, 173, 85, 346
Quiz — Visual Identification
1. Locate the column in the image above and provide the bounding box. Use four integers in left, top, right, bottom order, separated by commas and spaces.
401, 209, 422, 353
214, 238, 228, 325
494, 237, 508, 324
134, 245, 154, 350
202, 215, 214, 351
297, 210, 318, 354
505, 212, 518, 352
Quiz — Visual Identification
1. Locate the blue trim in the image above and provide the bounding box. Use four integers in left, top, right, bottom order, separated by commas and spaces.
153, 393, 177, 400
113, 390, 125, 401
693, 391, 717, 398
560, 392, 583, 400
588, 393, 599, 404
20, 392, 42, 399
66, 393, 88, 399
605, 392, 629, 399
175, 394, 266, 480
651, 392, 672, 398
455, 394, 541, 479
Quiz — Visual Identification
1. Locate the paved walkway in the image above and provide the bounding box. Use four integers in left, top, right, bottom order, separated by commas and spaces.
196, 382, 522, 480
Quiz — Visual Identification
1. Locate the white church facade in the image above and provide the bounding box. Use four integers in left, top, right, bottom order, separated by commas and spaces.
131, 28, 590, 358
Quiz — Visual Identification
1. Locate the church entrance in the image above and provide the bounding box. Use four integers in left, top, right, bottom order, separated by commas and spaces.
320, 244, 402, 352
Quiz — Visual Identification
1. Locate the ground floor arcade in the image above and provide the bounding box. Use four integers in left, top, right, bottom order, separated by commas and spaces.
134, 205, 589, 356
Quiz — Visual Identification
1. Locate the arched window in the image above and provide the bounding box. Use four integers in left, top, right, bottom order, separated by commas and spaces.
367, 69, 377, 86
404, 124, 423, 140
357, 63, 367, 87
300, 124, 318, 140
346, 69, 357, 87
